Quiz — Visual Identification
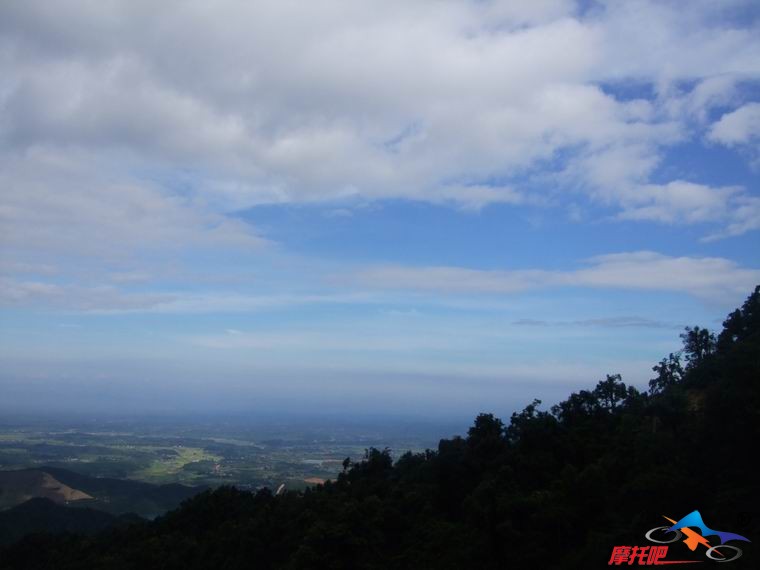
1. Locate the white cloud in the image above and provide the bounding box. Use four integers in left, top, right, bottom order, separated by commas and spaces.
109, 271, 152, 284
570, 252, 758, 299
1, 1, 757, 217
0, 0, 758, 284
565, 153, 756, 238
703, 195, 760, 241
514, 316, 680, 329
0, 282, 384, 314
708, 102, 760, 146
683, 75, 740, 122
358, 251, 760, 302
0, 147, 265, 262
0, 278, 174, 311
589, 0, 760, 81
617, 181, 739, 224
150, 292, 378, 315
5, 251, 754, 313
190, 328, 463, 352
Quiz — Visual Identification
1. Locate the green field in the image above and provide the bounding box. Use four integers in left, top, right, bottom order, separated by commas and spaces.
133, 447, 221, 483
0, 418, 442, 491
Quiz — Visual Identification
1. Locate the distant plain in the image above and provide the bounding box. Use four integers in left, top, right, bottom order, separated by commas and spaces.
0, 415, 458, 491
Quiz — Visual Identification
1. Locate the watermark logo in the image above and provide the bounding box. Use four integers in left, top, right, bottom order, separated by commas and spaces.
609, 510, 750, 565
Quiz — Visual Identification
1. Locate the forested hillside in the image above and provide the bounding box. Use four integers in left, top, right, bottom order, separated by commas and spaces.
2, 287, 758, 569
0, 499, 138, 547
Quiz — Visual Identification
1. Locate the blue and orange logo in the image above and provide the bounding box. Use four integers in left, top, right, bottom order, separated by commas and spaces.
609, 510, 750, 565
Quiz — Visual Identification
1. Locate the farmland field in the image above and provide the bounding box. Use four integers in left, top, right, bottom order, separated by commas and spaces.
0, 415, 455, 491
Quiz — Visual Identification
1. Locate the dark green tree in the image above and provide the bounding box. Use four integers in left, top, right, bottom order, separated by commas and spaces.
592, 374, 627, 411
648, 352, 683, 395
679, 325, 716, 369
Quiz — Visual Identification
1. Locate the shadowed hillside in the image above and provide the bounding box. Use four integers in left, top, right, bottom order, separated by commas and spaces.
1, 286, 758, 569
0, 470, 92, 510
37, 467, 207, 517
0, 467, 205, 519
0, 498, 140, 547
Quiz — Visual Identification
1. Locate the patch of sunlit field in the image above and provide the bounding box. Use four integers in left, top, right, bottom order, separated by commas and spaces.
132, 447, 221, 483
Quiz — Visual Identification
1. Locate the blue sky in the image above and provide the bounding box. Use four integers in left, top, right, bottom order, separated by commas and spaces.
1, 0, 759, 418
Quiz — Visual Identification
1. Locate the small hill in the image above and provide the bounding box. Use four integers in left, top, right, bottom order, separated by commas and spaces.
40, 466, 206, 516
0, 470, 93, 510
0, 467, 205, 518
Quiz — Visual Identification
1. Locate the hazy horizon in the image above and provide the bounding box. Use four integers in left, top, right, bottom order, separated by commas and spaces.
2, 1, 759, 419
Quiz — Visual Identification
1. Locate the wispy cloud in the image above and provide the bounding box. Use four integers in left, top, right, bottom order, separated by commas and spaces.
0, 278, 175, 311
3, 251, 756, 313
357, 251, 760, 303
189, 329, 463, 352
513, 316, 682, 329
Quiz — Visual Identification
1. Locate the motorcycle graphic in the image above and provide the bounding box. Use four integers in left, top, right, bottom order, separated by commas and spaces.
645, 510, 750, 563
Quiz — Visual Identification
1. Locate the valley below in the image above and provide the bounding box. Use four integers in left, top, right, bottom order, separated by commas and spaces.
0, 415, 451, 504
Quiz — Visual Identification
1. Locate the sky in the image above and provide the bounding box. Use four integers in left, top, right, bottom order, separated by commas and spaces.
1, 0, 759, 419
